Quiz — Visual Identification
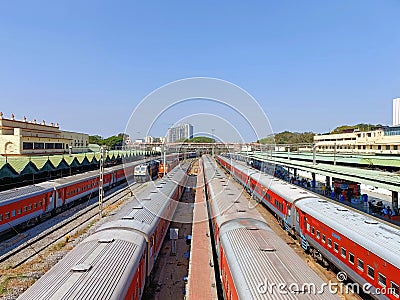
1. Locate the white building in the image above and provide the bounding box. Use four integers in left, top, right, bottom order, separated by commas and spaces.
145, 136, 154, 143
393, 98, 400, 126
167, 124, 193, 143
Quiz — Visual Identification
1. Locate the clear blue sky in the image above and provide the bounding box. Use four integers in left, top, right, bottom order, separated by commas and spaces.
0, 1, 399, 140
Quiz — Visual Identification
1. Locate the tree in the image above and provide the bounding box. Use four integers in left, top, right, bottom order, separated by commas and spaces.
89, 133, 129, 149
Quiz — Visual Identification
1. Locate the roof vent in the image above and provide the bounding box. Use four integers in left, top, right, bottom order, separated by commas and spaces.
299, 191, 307, 194
98, 238, 114, 243
132, 204, 143, 209
122, 216, 134, 220
290, 187, 297, 189
71, 264, 92, 272
237, 209, 246, 212
364, 220, 378, 225
246, 226, 259, 230
337, 208, 348, 212
318, 200, 327, 203
142, 198, 151, 201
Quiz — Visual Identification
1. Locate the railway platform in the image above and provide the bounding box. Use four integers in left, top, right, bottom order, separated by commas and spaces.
186, 159, 218, 300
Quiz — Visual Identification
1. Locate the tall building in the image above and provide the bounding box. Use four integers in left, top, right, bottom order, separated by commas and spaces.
167, 124, 193, 143
393, 98, 400, 126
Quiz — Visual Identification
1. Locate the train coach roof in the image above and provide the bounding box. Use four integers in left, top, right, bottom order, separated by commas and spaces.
203, 157, 265, 226
100, 162, 190, 236
0, 182, 55, 205
296, 198, 400, 269
219, 219, 339, 300
219, 156, 319, 203
18, 230, 146, 300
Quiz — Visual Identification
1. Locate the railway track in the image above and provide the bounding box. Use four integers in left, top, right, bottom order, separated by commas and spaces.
0, 182, 144, 269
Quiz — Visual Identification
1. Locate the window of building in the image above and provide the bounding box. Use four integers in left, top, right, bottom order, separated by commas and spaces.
378, 145, 381, 150
55, 143, 63, 149
390, 282, 399, 298
363, 145, 366, 150
367, 133, 372, 137
341, 247, 346, 258
357, 258, 364, 271
334, 242, 338, 252
378, 273, 386, 287
34, 142, 44, 149
23, 142, 34, 150
386, 145, 390, 150
322, 234, 326, 243
45, 143, 54, 149
367, 265, 375, 279
394, 145, 398, 150
349, 252, 354, 264
328, 238, 332, 248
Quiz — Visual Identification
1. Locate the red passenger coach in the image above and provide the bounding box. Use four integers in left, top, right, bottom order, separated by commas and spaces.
0, 184, 56, 233
217, 155, 400, 300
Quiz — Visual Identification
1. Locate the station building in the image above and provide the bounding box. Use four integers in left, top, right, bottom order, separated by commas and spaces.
314, 126, 400, 155
0, 113, 89, 156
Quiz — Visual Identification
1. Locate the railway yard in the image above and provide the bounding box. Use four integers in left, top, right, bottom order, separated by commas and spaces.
0, 155, 399, 299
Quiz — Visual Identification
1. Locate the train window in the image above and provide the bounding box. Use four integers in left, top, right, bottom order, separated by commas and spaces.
341, 247, 346, 258
5, 212, 10, 219
34, 203, 37, 209
12, 210, 16, 217
316, 230, 320, 239
24, 206, 27, 212
0, 214, 2, 221
18, 209, 22, 215
348, 252, 354, 264
322, 234, 326, 243
311, 227, 315, 235
390, 282, 399, 297
367, 265, 375, 279
38, 202, 42, 207
334, 242, 339, 252
29, 204, 32, 210
378, 273, 386, 287
306, 223, 310, 232
357, 259, 364, 271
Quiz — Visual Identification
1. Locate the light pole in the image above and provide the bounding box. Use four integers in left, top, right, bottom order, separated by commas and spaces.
211, 128, 215, 156
98, 146, 105, 218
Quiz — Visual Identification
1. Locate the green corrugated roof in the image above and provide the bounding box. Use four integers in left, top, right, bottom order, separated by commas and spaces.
0, 150, 136, 180
0, 163, 19, 178
69, 157, 80, 168
39, 160, 55, 173
20, 162, 39, 176
56, 159, 69, 170
248, 152, 400, 193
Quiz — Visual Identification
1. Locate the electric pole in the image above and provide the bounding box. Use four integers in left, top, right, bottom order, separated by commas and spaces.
99, 146, 105, 218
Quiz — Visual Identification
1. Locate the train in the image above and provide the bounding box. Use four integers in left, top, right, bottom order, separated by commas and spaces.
217, 155, 400, 300
201, 155, 338, 299
134, 160, 160, 182
18, 161, 190, 300
158, 152, 197, 178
